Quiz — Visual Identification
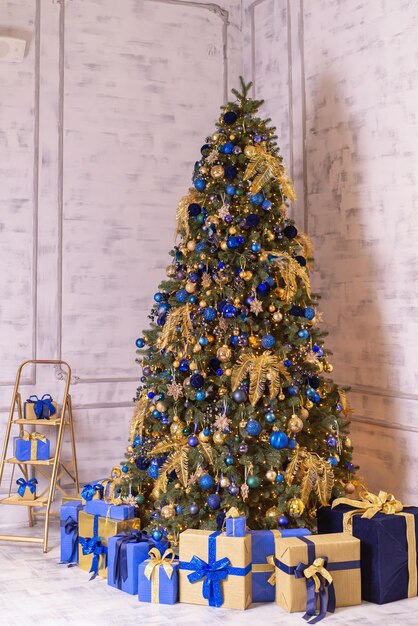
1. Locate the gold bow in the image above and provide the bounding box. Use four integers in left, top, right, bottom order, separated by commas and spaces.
333, 489, 417, 598
144, 547, 175, 603
251, 554, 276, 586
225, 506, 243, 519
101, 466, 124, 505
303, 557, 333, 593
22, 431, 47, 459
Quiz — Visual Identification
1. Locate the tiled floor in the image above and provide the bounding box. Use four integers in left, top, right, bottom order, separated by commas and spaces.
0, 522, 417, 626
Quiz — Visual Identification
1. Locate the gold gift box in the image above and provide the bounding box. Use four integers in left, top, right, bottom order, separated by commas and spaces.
275, 533, 361, 612
179, 529, 252, 610
24, 401, 58, 420
18, 487, 36, 501
78, 510, 139, 578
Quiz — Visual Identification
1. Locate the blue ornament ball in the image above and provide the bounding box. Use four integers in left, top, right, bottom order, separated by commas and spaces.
148, 464, 159, 479
195, 390, 206, 401
246, 419, 262, 436
224, 165, 238, 180
199, 336, 208, 346
287, 438, 297, 450
203, 307, 217, 321
208, 493, 222, 510
265, 411, 276, 423
278, 515, 289, 526
152, 529, 163, 541
250, 193, 263, 205
221, 142, 234, 154
225, 455, 234, 466
298, 329, 309, 339
223, 111, 238, 124
270, 431, 288, 449
327, 436, 337, 447
262, 200, 272, 210
152, 409, 161, 418
175, 505, 183, 514
283, 224, 298, 239
223, 304, 237, 318
189, 503, 199, 516
188, 203, 201, 217
288, 386, 299, 396
232, 388, 247, 403
190, 373, 205, 389
188, 435, 199, 447
304, 307, 315, 320
228, 484, 240, 496
199, 474, 214, 490
154, 292, 164, 302
179, 359, 189, 372
312, 392, 321, 403
261, 334, 275, 349
329, 457, 338, 467
276, 473, 284, 483
227, 236, 239, 249
246, 213, 260, 228
203, 427, 211, 436
121, 465, 129, 473
251, 242, 261, 253
226, 184, 236, 195
176, 289, 188, 303
135, 338, 145, 348
194, 178, 206, 191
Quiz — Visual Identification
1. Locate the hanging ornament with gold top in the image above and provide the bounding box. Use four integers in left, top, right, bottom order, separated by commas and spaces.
288, 497, 305, 518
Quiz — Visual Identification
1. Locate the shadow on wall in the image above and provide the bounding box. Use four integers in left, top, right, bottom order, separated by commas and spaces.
305, 73, 403, 496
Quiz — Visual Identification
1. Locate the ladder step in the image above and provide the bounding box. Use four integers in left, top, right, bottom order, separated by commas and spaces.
6, 457, 55, 466
13, 418, 67, 426
0, 495, 49, 506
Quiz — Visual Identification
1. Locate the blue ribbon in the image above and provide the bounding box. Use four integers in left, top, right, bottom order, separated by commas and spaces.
81, 483, 104, 501
113, 531, 154, 589
179, 530, 251, 608
27, 394, 56, 419
60, 515, 79, 564
78, 514, 107, 580
16, 477, 37, 497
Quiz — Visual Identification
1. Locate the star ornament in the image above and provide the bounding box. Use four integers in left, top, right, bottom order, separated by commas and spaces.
250, 297, 263, 316
167, 380, 184, 401
218, 203, 230, 220
214, 412, 231, 432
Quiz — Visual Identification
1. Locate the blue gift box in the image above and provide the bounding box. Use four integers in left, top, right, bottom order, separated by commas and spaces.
81, 479, 108, 502
249, 527, 312, 602
15, 435, 50, 461
138, 549, 179, 604
225, 515, 246, 537
108, 532, 157, 594
60, 502, 83, 564
85, 499, 135, 520
317, 503, 418, 604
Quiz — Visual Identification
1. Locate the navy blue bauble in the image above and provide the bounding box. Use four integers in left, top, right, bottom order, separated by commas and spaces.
203, 307, 217, 321
199, 474, 214, 490
246, 419, 261, 436
135, 456, 149, 470
251, 242, 261, 253
189, 503, 199, 516
246, 213, 260, 228
295, 255, 307, 266
283, 224, 298, 239
196, 241, 206, 253
250, 193, 263, 205
178, 359, 189, 372
152, 529, 163, 541
308, 376, 320, 389
227, 236, 239, 249
208, 357, 221, 373
278, 515, 289, 526
261, 334, 275, 349
270, 431, 288, 449
216, 511, 226, 529
327, 436, 337, 447
190, 373, 205, 389
188, 203, 202, 217
256, 283, 270, 297
226, 184, 236, 195
228, 484, 240, 496
284, 359, 292, 367
304, 307, 315, 320
262, 200, 272, 210
223, 304, 237, 318
176, 289, 188, 303
230, 336, 239, 346
208, 493, 221, 510
188, 435, 199, 447
154, 292, 164, 303
223, 111, 238, 124
224, 165, 238, 180
194, 178, 206, 191
288, 385, 299, 396
287, 439, 297, 450
289, 305, 304, 317
201, 144, 211, 154
135, 338, 145, 348
221, 142, 234, 154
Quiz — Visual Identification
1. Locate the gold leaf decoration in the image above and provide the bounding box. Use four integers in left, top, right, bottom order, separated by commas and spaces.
231, 351, 291, 406
173, 447, 189, 487
285, 448, 334, 507
175, 189, 205, 239
243, 145, 296, 200
199, 441, 214, 466
338, 389, 354, 418
269, 250, 311, 302
159, 303, 193, 351
129, 394, 148, 442
295, 232, 314, 270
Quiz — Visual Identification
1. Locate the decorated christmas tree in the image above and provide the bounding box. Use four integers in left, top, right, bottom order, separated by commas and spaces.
121, 78, 356, 545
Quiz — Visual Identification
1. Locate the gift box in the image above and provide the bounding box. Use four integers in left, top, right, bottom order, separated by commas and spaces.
275, 533, 361, 620
15, 433, 50, 461
249, 527, 312, 603
179, 529, 252, 609
60, 501, 83, 564
225, 507, 246, 537
81, 479, 108, 502
138, 547, 179, 604
16, 477, 37, 500
108, 531, 157, 594
317, 492, 418, 604
24, 394, 57, 420
78, 510, 139, 579
85, 499, 135, 520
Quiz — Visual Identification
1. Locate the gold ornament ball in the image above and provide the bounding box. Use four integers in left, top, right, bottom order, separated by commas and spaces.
193, 344, 201, 353
189, 361, 197, 370
207, 334, 215, 343
266, 469, 277, 482
305, 400, 314, 409
276, 288, 286, 299
243, 271, 253, 281
173, 360, 180, 368
187, 240, 196, 251
278, 393, 286, 401
220, 241, 228, 251
300, 408, 309, 419
219, 386, 228, 396
268, 304, 276, 313
220, 476, 230, 488
249, 335, 261, 348
324, 363, 334, 372
225, 368, 232, 376
288, 415, 304, 433
229, 134, 235, 140
265, 506, 280, 519
199, 300, 207, 308
244, 145, 257, 158
199, 166, 208, 174
156, 401, 167, 413
166, 265, 176, 277
217, 345, 232, 362
316, 362, 324, 372
229, 226, 237, 235
273, 312, 283, 322
288, 497, 305, 518
211, 165, 224, 179
320, 389, 327, 398
185, 282, 196, 293
264, 230, 275, 241
213, 431, 225, 444
127, 445, 133, 454
344, 482, 356, 494
212, 132, 220, 142
199, 430, 210, 443
161, 504, 176, 520
345, 437, 352, 448
259, 252, 268, 262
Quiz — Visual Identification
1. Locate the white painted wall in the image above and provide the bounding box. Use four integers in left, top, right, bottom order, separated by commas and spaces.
0, 0, 243, 527
243, 0, 418, 501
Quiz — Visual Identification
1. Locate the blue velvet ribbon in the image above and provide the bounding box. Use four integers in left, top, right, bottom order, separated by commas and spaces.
79, 514, 107, 580
81, 483, 104, 501
27, 394, 56, 419
60, 515, 79, 564
179, 530, 251, 607
113, 531, 154, 589
275, 536, 360, 624
16, 477, 37, 497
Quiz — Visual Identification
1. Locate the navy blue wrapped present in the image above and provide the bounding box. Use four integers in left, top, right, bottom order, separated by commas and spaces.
138, 547, 179, 604
15, 432, 50, 461
317, 491, 418, 604
108, 531, 156, 594
24, 394, 57, 420
85, 499, 135, 520
249, 528, 312, 602
60, 501, 83, 564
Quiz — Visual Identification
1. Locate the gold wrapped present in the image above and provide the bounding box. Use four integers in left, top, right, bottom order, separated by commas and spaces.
179, 529, 251, 610
24, 395, 58, 420
16, 477, 37, 500
275, 533, 361, 619
78, 511, 139, 579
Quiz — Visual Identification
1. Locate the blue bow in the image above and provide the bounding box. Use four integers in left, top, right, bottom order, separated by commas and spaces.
187, 554, 231, 607
294, 557, 336, 624
81, 483, 104, 501
27, 394, 56, 419
60, 516, 79, 564
16, 477, 37, 497
79, 536, 107, 580
113, 531, 155, 588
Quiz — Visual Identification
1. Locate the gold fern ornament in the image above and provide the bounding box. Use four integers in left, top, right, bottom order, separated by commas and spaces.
129, 394, 149, 441
231, 351, 291, 406
268, 250, 311, 302
285, 447, 334, 506
243, 145, 296, 200
159, 303, 194, 351
175, 189, 205, 239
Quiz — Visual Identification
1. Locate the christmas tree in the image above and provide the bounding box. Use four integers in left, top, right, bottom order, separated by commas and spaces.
122, 78, 355, 545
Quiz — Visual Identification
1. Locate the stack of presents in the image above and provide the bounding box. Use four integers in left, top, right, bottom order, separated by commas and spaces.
61, 484, 418, 621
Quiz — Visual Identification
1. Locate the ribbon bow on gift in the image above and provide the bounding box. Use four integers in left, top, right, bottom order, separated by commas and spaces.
332, 490, 404, 531
22, 431, 47, 460
113, 531, 154, 588
16, 477, 38, 498
27, 394, 56, 419
225, 507, 242, 519
144, 547, 176, 581
60, 516, 79, 564
103, 466, 124, 505
81, 483, 104, 502
187, 554, 231, 607
79, 536, 107, 580
295, 557, 335, 624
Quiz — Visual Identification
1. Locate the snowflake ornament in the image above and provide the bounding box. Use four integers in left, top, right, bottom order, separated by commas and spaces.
167, 380, 184, 401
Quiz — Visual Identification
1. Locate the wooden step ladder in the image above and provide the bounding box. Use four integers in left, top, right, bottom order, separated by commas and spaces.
0, 360, 79, 552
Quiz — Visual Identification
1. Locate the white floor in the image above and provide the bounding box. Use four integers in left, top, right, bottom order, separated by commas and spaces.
0, 521, 417, 626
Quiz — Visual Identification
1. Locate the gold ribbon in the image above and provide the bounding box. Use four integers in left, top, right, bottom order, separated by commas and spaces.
252, 554, 276, 586
225, 506, 242, 519
303, 557, 333, 593
333, 490, 417, 598
100, 466, 124, 505
144, 547, 175, 603
22, 431, 47, 460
